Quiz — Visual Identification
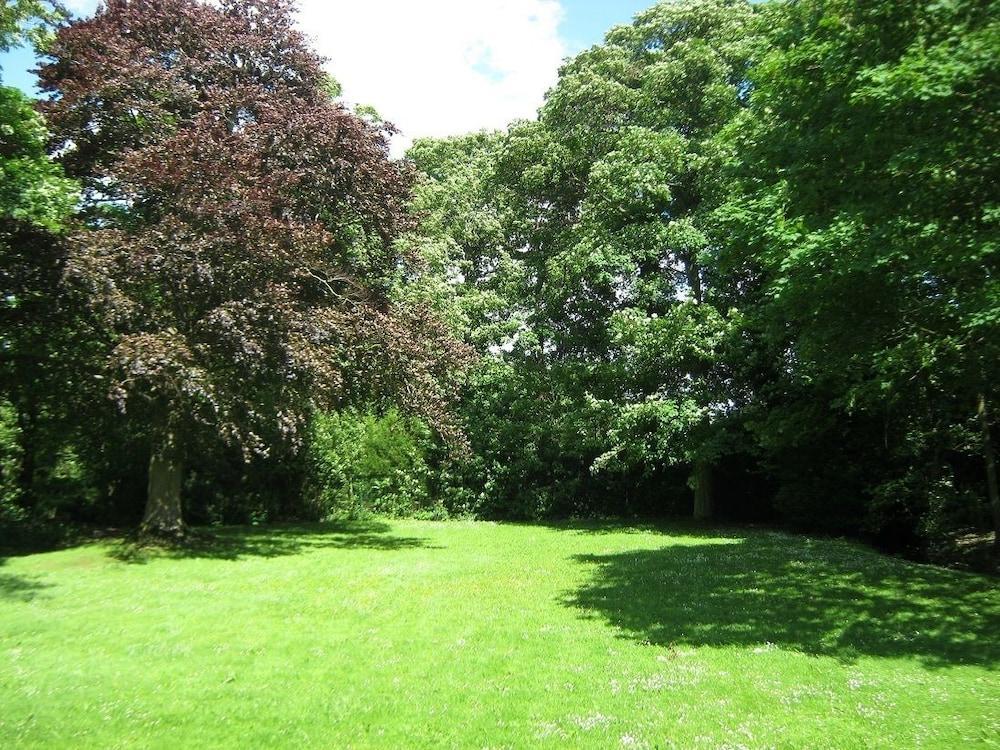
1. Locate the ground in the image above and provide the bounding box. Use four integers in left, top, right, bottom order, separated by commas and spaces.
1, 520, 997, 748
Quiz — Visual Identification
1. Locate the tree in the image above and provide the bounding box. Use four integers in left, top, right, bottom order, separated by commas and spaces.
1, 0, 63, 52
1, 2, 81, 527
716, 0, 999, 550
399, 132, 525, 352
394, 2, 768, 521
38, 0, 470, 534
490, 0, 761, 517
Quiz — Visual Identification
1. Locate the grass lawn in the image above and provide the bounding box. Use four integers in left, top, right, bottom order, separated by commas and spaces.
1, 520, 998, 748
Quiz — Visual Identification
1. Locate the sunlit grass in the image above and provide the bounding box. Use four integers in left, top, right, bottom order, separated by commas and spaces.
1, 520, 997, 748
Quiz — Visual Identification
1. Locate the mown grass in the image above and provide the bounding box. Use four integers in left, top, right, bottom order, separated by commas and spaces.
1, 520, 997, 748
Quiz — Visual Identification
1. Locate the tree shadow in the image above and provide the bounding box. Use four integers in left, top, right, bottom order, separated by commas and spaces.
109, 520, 437, 564
524, 518, 680, 536
0, 560, 51, 602
533, 518, 748, 537
563, 533, 1000, 669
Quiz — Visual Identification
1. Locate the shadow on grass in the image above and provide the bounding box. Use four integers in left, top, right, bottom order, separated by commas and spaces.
0, 560, 51, 602
0, 574, 52, 602
563, 532, 1000, 669
535, 518, 747, 537
110, 520, 436, 564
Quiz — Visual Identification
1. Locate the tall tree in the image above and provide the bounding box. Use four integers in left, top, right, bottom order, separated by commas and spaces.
39, 0, 469, 534
492, 0, 761, 517
0, 1, 80, 522
716, 0, 999, 548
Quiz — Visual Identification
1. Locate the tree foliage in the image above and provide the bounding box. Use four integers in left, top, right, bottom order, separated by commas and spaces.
36, 0, 470, 532
713, 0, 999, 548
0, 1, 87, 539
0, 0, 995, 561
399, 0, 998, 557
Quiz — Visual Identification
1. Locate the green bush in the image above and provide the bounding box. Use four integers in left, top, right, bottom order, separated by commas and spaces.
0, 400, 25, 526
305, 409, 439, 519
0, 398, 105, 542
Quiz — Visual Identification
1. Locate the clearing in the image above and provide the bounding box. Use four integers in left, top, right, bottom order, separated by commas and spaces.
1, 520, 997, 748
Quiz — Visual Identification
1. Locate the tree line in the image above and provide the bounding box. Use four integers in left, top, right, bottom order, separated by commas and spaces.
1, 0, 997, 563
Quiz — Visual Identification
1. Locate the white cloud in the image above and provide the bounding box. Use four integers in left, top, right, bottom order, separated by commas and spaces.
297, 0, 567, 153
62, 0, 99, 15
57, 1, 568, 154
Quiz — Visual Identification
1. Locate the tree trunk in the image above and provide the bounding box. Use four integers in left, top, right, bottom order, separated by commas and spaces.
692, 459, 713, 520
684, 254, 703, 305
977, 394, 1000, 552
143, 432, 184, 536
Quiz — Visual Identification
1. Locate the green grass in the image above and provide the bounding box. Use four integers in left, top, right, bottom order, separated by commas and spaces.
1, 520, 998, 749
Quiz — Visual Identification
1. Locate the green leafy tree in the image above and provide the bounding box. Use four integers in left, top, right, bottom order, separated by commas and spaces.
486, 0, 762, 517
0, 0, 63, 53
716, 0, 999, 549
0, 3, 81, 528
399, 132, 525, 352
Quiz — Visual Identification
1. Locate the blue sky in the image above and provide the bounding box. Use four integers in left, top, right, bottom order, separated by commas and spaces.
562, 0, 652, 51
1, 0, 653, 148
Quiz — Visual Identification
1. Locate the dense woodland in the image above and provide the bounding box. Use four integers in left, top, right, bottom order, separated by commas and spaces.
0, 0, 997, 565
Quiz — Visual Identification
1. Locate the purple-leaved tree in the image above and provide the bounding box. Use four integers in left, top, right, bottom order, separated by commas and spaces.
39, 0, 471, 534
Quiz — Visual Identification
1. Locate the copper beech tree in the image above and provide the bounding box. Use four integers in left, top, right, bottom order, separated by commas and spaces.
38, 0, 471, 534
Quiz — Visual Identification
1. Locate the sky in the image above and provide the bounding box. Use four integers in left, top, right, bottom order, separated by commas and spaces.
0, 0, 651, 152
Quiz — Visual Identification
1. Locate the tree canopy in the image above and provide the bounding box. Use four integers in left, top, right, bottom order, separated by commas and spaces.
33, 0, 470, 533
0, 0, 996, 564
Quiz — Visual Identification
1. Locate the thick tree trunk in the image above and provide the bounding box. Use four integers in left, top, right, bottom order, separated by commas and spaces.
143, 432, 184, 536
692, 459, 713, 520
977, 394, 1000, 552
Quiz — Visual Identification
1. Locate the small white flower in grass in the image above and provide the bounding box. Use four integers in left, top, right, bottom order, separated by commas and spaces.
535, 722, 567, 740
637, 673, 666, 691
620, 734, 639, 747
572, 713, 612, 731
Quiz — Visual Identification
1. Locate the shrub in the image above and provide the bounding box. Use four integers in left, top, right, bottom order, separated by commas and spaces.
305, 409, 438, 519
0, 400, 25, 526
